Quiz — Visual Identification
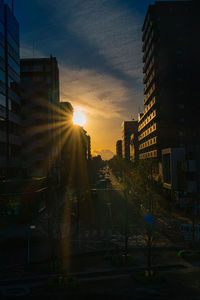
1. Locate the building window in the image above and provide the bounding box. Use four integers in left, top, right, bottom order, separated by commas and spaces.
179, 118, 184, 123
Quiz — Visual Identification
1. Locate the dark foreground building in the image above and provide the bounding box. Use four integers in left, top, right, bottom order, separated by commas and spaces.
20, 56, 60, 177
0, 0, 20, 178
138, 1, 199, 160
139, 1, 200, 202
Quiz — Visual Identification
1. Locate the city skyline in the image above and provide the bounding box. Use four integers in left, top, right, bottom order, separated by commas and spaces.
13, 0, 173, 159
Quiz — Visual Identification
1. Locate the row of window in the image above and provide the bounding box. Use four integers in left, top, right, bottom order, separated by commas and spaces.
144, 70, 155, 94
138, 110, 156, 132
144, 83, 155, 104
143, 30, 154, 58
143, 57, 155, 83
139, 123, 157, 141
139, 136, 157, 150
8, 54, 20, 76
139, 150, 157, 160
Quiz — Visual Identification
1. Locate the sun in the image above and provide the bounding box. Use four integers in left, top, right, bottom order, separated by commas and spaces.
73, 110, 86, 126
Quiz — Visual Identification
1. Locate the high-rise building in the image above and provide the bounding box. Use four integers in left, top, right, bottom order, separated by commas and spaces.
116, 140, 122, 157
20, 56, 60, 177
0, 0, 21, 178
121, 121, 138, 160
138, 1, 198, 161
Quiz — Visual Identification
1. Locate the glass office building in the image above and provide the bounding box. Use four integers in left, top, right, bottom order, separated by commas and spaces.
0, 0, 20, 177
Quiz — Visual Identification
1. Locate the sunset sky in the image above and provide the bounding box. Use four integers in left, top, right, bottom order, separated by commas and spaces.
14, 0, 172, 160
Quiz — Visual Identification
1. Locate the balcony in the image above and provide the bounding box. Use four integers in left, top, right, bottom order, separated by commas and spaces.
142, 18, 152, 42
144, 83, 155, 105
143, 46, 155, 74
139, 136, 157, 151
143, 62, 154, 84
143, 71, 155, 95
138, 122, 157, 141
138, 109, 156, 132
139, 97, 156, 123
143, 32, 154, 60
143, 55, 155, 74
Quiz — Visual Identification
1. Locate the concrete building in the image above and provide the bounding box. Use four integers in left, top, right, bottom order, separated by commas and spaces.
0, 1, 21, 178
130, 132, 138, 162
20, 56, 60, 177
121, 121, 138, 160
162, 145, 200, 206
116, 140, 122, 157
138, 1, 199, 161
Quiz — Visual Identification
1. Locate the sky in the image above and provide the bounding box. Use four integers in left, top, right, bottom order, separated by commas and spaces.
12, 0, 169, 160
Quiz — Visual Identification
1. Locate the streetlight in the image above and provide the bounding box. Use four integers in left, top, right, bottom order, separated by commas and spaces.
27, 225, 36, 264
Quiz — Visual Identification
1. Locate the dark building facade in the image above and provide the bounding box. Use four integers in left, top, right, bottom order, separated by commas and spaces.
138, 1, 198, 161
0, 1, 20, 178
116, 140, 122, 157
122, 121, 138, 160
20, 56, 60, 177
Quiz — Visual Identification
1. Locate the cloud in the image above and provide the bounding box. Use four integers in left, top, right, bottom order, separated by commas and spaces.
93, 149, 114, 160
67, 0, 143, 79
19, 0, 145, 152
60, 65, 133, 119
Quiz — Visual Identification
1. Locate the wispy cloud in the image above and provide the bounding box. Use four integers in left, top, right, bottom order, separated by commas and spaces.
67, 0, 143, 80
19, 0, 145, 152
60, 65, 133, 119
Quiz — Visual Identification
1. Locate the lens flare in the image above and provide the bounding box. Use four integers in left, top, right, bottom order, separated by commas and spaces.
73, 110, 86, 126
